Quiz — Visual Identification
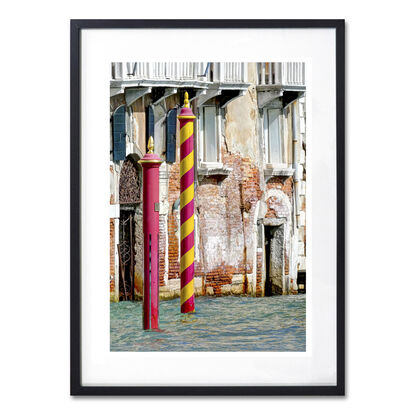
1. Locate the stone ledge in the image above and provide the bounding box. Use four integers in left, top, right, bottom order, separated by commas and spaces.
198, 164, 232, 180
264, 167, 295, 180
257, 217, 286, 226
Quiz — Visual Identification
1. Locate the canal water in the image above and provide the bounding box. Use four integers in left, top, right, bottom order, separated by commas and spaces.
110, 294, 306, 352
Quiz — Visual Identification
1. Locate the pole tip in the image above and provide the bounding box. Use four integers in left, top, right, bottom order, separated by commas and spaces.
147, 136, 154, 154
184, 91, 189, 108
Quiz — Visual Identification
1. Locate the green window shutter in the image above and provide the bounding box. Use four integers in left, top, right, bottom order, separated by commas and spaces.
166, 108, 177, 163
146, 105, 154, 142
113, 105, 126, 161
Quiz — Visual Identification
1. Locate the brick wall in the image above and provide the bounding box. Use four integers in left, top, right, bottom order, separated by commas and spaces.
110, 89, 306, 299
161, 141, 263, 296
166, 161, 181, 281
265, 177, 293, 219
134, 210, 144, 298
158, 216, 166, 287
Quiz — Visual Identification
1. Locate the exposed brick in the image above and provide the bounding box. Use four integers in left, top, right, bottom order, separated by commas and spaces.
265, 177, 293, 219
158, 216, 166, 286
160, 143, 263, 293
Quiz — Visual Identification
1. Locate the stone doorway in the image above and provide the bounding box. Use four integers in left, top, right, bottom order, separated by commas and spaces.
118, 209, 135, 301
118, 157, 141, 301
297, 271, 306, 293
264, 225, 285, 296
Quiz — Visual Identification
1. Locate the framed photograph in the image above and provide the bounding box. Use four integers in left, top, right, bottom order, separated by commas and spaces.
71, 19, 345, 396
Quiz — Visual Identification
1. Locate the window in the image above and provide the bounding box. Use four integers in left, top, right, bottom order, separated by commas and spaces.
199, 105, 219, 164
264, 107, 285, 166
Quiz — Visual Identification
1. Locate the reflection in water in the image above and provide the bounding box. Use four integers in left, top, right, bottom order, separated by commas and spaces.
110, 295, 306, 352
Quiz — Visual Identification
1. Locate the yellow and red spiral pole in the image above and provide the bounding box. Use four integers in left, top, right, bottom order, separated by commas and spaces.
177, 92, 196, 313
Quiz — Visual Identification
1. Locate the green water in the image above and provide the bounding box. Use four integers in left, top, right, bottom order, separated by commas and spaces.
110, 294, 306, 352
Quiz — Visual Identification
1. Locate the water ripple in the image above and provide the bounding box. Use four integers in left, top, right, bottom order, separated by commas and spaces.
110, 295, 306, 352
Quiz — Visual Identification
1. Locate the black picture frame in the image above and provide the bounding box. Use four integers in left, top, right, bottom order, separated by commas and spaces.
70, 19, 345, 396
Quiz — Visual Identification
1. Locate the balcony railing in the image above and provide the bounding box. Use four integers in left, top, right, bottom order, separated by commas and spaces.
111, 62, 305, 88
111, 62, 248, 84
257, 62, 305, 87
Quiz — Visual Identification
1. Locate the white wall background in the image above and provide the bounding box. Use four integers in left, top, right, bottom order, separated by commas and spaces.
0, 1, 414, 413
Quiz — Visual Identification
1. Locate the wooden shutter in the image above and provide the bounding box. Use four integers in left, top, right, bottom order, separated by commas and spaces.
146, 105, 154, 142
166, 108, 177, 163
113, 105, 126, 161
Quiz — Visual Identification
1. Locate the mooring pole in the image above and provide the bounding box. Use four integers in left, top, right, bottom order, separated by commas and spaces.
138, 136, 162, 329
178, 92, 196, 313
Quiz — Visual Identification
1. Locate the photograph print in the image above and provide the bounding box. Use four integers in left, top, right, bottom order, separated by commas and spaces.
109, 62, 307, 352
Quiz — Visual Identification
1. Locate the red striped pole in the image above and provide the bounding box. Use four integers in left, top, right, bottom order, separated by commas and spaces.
138, 136, 162, 329
178, 92, 196, 313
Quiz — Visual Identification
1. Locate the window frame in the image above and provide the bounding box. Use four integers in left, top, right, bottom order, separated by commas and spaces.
263, 106, 288, 169
198, 104, 222, 168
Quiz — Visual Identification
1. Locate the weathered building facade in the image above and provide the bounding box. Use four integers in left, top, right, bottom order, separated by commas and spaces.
109, 62, 306, 302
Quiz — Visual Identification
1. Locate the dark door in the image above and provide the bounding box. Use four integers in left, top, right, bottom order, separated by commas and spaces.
264, 225, 284, 296
118, 210, 135, 301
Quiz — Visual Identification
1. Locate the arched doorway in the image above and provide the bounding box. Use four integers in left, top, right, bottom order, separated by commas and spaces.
118, 156, 141, 301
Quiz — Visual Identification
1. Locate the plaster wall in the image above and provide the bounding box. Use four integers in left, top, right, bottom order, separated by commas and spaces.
109, 71, 306, 301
